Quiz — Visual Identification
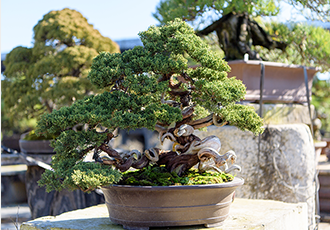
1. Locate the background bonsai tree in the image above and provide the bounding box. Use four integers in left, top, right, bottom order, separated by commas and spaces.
153, 0, 330, 70
1, 8, 120, 138
154, 0, 330, 137
312, 78, 330, 137
37, 19, 263, 193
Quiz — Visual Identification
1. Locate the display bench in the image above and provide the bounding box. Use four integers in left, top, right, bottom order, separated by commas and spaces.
20, 198, 307, 230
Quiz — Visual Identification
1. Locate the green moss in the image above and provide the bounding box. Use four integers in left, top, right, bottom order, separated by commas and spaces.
23, 130, 57, 140
118, 165, 234, 186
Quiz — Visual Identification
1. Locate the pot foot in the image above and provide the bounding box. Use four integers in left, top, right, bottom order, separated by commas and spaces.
204, 222, 224, 228
123, 225, 149, 230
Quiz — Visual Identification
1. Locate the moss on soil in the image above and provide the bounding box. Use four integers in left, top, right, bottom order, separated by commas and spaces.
118, 165, 234, 186
23, 130, 57, 140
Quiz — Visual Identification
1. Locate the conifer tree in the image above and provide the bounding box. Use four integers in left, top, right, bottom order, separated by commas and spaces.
2, 8, 120, 125
37, 19, 263, 192
154, 0, 330, 71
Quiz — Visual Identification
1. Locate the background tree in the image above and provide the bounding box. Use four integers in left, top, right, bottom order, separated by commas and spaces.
312, 78, 330, 136
153, 0, 330, 70
1, 8, 120, 137
253, 20, 330, 72
154, 0, 330, 138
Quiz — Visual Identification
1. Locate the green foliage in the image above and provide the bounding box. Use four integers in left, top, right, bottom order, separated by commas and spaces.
1, 8, 120, 133
254, 22, 330, 73
38, 162, 122, 192
36, 90, 182, 135
154, 0, 329, 26
218, 104, 265, 134
37, 19, 263, 192
154, 0, 330, 70
154, 0, 280, 26
38, 129, 121, 192
22, 130, 56, 141
33, 9, 118, 52
312, 78, 330, 134
1, 99, 37, 136
119, 165, 234, 186
192, 77, 246, 107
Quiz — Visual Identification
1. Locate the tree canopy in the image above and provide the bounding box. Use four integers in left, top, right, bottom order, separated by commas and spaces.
154, 0, 329, 24
312, 78, 330, 135
2, 8, 120, 124
254, 21, 330, 72
154, 0, 330, 71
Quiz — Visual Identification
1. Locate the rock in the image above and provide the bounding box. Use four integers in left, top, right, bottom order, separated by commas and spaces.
249, 103, 315, 125
195, 124, 316, 228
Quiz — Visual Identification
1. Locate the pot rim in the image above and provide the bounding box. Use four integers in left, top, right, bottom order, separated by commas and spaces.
102, 176, 244, 190
228, 59, 321, 71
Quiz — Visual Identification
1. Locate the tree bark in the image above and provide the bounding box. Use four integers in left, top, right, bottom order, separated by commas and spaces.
158, 151, 199, 176
196, 12, 287, 61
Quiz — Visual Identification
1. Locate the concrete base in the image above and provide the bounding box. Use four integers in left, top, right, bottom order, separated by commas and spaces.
20, 198, 308, 230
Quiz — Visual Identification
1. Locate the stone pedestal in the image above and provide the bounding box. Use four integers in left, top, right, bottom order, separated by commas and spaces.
20, 198, 308, 230
195, 123, 316, 229
250, 103, 315, 125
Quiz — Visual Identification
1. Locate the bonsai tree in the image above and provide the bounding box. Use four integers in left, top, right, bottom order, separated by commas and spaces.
153, 0, 330, 67
1, 8, 120, 136
253, 21, 330, 72
37, 19, 263, 193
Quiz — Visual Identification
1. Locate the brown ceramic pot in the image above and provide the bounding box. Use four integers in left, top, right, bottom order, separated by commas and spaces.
19, 133, 54, 154
102, 177, 244, 229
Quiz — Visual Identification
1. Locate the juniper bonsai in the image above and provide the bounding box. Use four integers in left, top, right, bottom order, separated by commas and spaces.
37, 19, 264, 193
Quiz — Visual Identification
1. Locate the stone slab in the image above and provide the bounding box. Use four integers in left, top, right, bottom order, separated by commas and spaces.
1, 204, 31, 222
20, 198, 307, 230
1, 164, 27, 176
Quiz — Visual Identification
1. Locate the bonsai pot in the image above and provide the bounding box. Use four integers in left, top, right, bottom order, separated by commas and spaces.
227, 60, 319, 103
102, 177, 244, 229
19, 133, 54, 154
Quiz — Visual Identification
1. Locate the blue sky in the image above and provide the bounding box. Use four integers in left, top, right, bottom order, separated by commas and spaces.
1, 0, 329, 79
1, 0, 308, 54
1, 0, 160, 54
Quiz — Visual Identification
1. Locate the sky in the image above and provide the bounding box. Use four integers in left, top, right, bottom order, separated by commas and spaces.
0, 0, 308, 54
1, 0, 329, 79
1, 0, 160, 54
